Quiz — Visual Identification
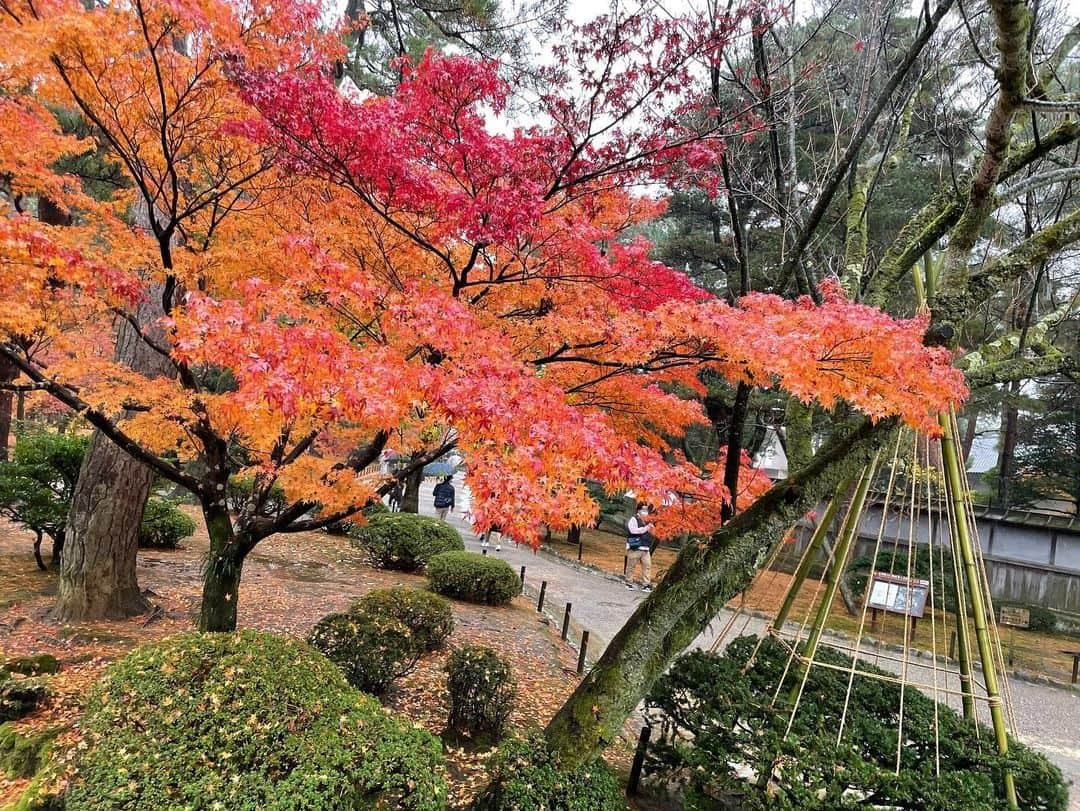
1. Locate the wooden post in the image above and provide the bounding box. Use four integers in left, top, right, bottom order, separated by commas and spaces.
561, 602, 572, 640
519, 565, 526, 585
537, 580, 547, 613
577, 631, 589, 674
626, 725, 652, 795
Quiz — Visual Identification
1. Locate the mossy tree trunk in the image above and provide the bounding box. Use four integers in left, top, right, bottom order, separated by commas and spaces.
198, 502, 248, 632
544, 417, 892, 768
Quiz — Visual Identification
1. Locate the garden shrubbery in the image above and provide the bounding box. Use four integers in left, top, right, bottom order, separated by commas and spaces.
644, 635, 1068, 810
354, 587, 454, 653
66, 631, 446, 810
426, 551, 521, 605
137, 498, 196, 549
351, 513, 464, 571
471, 730, 625, 811
446, 645, 516, 741
309, 587, 453, 694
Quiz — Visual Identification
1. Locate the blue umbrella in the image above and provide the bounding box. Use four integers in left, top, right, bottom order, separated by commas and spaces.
423, 461, 456, 477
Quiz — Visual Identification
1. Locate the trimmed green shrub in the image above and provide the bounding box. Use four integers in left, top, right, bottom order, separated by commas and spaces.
5, 655, 59, 676
471, 730, 625, 811
446, 645, 516, 741
644, 635, 1068, 810
426, 551, 521, 605
308, 612, 422, 695
137, 498, 196, 549
352, 587, 454, 653
66, 631, 446, 810
351, 512, 464, 571
0, 723, 61, 778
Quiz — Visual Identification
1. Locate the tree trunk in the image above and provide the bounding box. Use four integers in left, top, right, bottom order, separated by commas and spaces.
0, 355, 16, 462
996, 380, 1020, 508
198, 504, 245, 632
401, 464, 423, 513
55, 426, 153, 619
544, 417, 891, 768
33, 530, 46, 571
56, 292, 174, 621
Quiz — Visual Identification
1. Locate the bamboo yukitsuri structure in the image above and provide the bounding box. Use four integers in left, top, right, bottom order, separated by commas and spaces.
724, 260, 1020, 806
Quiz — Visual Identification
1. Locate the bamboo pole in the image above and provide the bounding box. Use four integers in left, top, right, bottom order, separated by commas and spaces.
939, 411, 1018, 809
787, 455, 878, 708
772, 479, 848, 629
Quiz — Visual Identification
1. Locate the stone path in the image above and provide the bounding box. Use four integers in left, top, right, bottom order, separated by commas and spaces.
422, 477, 1080, 807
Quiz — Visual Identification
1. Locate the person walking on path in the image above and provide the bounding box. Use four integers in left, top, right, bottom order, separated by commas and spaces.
433, 475, 455, 520
480, 524, 502, 551
625, 502, 654, 591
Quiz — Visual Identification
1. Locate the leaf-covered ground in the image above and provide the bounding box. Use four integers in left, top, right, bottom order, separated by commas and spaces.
0, 509, 637, 809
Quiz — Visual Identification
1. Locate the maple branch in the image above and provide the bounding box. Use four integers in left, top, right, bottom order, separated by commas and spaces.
0, 343, 202, 493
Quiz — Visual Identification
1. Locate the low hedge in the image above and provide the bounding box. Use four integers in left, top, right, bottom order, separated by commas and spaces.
137, 498, 196, 549
471, 730, 625, 811
352, 587, 454, 653
66, 631, 447, 810
446, 645, 517, 741
351, 513, 464, 571
426, 551, 521, 606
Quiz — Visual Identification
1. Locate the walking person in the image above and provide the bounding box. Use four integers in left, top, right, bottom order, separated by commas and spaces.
625, 502, 654, 591
433, 475, 455, 521
480, 524, 502, 551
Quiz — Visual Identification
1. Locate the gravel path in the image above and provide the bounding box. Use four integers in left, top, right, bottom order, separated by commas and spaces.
424, 477, 1080, 807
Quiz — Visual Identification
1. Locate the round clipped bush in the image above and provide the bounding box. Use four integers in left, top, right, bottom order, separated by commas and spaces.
66, 631, 446, 811
471, 730, 624, 811
426, 551, 522, 606
308, 612, 422, 695
351, 513, 464, 571
353, 587, 454, 653
446, 645, 517, 741
137, 498, 196, 549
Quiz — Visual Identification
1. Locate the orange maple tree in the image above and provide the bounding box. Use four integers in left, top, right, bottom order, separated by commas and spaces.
0, 0, 966, 630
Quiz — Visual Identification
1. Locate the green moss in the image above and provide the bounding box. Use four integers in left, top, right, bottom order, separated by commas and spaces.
0, 723, 61, 778
4, 656, 60, 677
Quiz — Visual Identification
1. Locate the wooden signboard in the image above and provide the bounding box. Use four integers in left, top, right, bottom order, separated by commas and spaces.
999, 606, 1030, 628
865, 573, 930, 618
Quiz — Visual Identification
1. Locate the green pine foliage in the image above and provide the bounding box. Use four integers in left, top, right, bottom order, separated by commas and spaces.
350, 513, 464, 571
65, 631, 446, 810
644, 635, 1068, 810
426, 551, 521, 605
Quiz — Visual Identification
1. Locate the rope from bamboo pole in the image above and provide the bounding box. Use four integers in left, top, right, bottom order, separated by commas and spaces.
836, 431, 905, 743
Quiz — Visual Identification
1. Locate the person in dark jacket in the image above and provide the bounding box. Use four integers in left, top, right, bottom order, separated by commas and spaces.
433, 475, 455, 520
